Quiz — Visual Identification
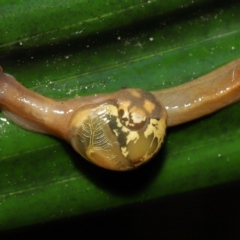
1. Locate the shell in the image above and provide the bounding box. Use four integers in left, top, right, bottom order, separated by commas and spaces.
69, 89, 167, 171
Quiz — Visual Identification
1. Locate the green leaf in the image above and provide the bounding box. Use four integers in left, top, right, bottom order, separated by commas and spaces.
0, 0, 240, 231
0, 0, 209, 53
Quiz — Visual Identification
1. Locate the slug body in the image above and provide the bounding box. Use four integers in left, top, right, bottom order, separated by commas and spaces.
0, 59, 240, 170
0, 67, 166, 170
153, 59, 240, 126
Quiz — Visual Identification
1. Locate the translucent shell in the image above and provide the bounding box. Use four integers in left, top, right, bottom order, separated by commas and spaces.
69, 89, 167, 171
1, 59, 240, 171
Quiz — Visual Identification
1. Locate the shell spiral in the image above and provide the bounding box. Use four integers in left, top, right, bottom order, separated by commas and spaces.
69, 89, 167, 171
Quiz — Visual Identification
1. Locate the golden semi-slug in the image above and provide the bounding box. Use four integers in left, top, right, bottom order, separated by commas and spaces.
0, 59, 240, 171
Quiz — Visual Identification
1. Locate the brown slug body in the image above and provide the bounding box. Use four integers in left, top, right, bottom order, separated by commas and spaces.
0, 67, 167, 170
0, 59, 240, 171
153, 59, 240, 126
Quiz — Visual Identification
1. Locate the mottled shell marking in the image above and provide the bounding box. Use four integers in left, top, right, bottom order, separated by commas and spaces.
70, 89, 167, 170
1, 60, 240, 171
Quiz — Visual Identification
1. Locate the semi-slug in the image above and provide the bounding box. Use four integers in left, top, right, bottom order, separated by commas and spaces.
0, 59, 240, 171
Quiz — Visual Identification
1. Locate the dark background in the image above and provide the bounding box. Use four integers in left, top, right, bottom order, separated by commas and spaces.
1, 180, 240, 240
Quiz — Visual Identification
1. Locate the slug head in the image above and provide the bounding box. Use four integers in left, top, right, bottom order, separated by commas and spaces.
69, 89, 167, 171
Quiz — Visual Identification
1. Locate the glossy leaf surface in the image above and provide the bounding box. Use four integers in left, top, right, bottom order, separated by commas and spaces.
0, 0, 240, 230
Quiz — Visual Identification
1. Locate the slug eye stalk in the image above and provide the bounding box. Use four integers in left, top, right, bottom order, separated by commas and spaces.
0, 59, 240, 171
